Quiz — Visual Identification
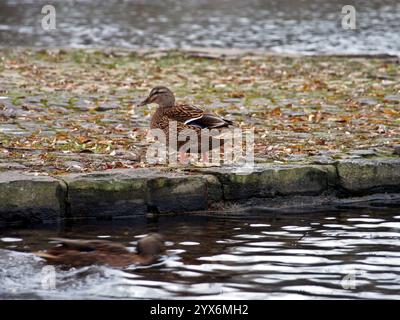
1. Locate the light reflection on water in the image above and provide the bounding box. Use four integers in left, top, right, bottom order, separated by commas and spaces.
0, 0, 399, 54
1, 208, 400, 299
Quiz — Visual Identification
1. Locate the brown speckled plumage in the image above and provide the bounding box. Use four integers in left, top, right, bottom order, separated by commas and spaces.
35, 234, 165, 268
139, 87, 233, 151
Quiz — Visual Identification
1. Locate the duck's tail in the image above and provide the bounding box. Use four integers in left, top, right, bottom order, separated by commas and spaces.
34, 251, 58, 260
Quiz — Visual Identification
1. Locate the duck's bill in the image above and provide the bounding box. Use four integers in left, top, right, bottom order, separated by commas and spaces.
138, 97, 150, 107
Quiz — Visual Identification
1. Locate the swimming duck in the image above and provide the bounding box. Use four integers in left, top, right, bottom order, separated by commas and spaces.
35, 233, 165, 268
138, 86, 233, 152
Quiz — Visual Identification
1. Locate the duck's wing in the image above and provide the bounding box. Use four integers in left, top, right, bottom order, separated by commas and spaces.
166, 105, 232, 129
165, 104, 204, 124
35, 250, 111, 267
188, 113, 233, 129
48, 238, 129, 254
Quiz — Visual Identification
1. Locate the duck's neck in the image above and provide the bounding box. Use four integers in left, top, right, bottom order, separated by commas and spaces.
161, 93, 175, 108
150, 106, 168, 129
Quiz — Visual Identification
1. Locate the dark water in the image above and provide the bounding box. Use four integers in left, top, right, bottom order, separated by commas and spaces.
0, 0, 399, 54
1, 208, 400, 299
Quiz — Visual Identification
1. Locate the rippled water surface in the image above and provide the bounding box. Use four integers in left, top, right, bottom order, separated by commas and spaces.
1, 208, 400, 299
0, 0, 399, 53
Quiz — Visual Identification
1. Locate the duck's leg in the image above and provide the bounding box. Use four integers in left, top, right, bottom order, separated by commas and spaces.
179, 150, 188, 164
200, 151, 209, 163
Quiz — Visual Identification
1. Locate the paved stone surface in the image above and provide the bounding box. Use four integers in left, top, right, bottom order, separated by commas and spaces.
1, 49, 399, 175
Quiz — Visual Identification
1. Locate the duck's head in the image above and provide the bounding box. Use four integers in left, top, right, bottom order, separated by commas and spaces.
138, 86, 175, 108
137, 233, 166, 258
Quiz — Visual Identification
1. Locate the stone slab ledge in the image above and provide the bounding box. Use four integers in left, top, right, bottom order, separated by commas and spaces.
0, 158, 399, 225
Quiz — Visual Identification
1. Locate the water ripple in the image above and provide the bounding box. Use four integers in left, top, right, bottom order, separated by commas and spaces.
0, 0, 399, 54
1, 207, 400, 299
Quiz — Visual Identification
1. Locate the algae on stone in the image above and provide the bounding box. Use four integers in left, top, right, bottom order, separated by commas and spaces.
62, 170, 148, 218
146, 175, 209, 212
337, 159, 400, 192
0, 171, 66, 224
198, 164, 334, 200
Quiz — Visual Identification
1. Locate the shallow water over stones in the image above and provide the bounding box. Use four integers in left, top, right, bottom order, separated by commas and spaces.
1, 207, 400, 299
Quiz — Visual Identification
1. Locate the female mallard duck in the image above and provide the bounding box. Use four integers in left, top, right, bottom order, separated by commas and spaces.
138, 86, 233, 152
35, 233, 165, 268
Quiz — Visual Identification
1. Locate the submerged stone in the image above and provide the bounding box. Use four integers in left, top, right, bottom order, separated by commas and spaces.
349, 149, 376, 157
384, 95, 400, 103
356, 97, 378, 106
96, 103, 119, 111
